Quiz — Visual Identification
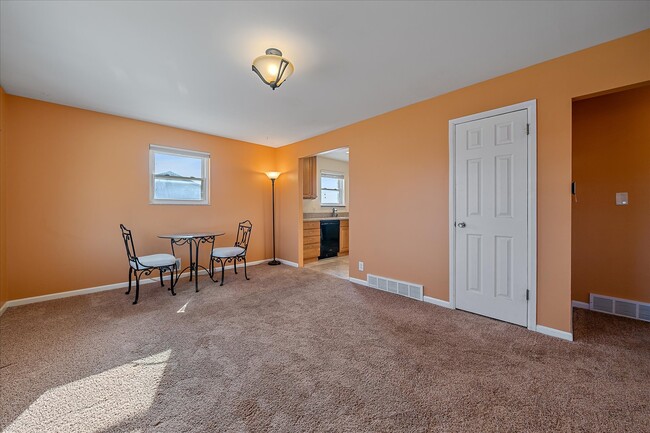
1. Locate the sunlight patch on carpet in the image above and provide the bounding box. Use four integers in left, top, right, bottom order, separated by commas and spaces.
5, 350, 171, 432
177, 301, 190, 313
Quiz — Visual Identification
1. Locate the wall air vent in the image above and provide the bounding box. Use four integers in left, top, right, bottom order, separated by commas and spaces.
590, 294, 650, 323
614, 300, 636, 318
639, 304, 650, 322
367, 274, 423, 301
592, 296, 614, 314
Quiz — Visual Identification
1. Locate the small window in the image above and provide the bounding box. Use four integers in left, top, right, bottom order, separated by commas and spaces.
149, 144, 210, 205
320, 171, 345, 206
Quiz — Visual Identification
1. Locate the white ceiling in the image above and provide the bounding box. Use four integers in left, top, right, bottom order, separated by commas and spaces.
1, 1, 649, 147
319, 148, 349, 163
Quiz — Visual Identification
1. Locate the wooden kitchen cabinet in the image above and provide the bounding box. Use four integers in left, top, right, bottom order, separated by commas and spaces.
303, 219, 348, 264
339, 220, 349, 255
301, 156, 317, 199
303, 220, 320, 264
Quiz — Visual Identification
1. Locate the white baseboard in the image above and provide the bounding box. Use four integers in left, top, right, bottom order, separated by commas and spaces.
572, 300, 590, 310
278, 259, 298, 267
423, 296, 453, 309
0, 259, 269, 314
2, 280, 130, 310
348, 277, 368, 287
535, 325, 573, 341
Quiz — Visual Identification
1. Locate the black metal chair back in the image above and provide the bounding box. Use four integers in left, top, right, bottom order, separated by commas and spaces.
120, 224, 138, 263
234, 220, 253, 251
209, 220, 253, 286
119, 223, 179, 304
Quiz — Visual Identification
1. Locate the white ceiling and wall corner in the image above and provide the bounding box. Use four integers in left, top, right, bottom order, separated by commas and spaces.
319, 148, 349, 162
1, 1, 649, 147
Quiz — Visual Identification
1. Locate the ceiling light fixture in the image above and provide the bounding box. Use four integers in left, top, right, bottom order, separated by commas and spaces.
252, 48, 294, 90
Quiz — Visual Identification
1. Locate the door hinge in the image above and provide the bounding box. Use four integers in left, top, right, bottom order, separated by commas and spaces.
526, 124, 530, 135
526, 289, 530, 301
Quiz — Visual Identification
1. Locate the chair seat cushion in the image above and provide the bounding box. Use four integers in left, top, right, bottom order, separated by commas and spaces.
212, 246, 245, 258
130, 254, 181, 270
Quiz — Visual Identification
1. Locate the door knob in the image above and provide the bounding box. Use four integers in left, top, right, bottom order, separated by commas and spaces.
457, 222, 466, 228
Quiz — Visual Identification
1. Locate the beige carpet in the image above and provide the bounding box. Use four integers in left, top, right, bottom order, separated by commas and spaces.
1, 265, 648, 432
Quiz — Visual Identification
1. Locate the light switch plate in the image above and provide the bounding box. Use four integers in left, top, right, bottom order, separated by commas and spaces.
616, 192, 628, 206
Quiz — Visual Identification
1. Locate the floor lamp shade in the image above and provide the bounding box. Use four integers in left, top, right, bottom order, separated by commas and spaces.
266, 171, 281, 180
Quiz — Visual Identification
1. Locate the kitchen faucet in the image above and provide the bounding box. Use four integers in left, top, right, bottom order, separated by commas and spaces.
331, 208, 338, 217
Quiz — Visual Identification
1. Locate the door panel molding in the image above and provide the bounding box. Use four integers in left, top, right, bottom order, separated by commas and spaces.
448, 100, 537, 331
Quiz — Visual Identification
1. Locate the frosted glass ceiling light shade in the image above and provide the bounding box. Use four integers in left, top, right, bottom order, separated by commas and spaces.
252, 48, 294, 90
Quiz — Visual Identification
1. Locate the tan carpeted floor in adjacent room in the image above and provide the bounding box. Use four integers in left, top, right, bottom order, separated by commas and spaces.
1, 264, 649, 433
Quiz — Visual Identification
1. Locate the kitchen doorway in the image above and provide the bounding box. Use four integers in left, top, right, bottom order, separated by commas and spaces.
300, 147, 350, 280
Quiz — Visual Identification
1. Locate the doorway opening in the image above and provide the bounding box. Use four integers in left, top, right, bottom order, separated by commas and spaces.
299, 147, 350, 280
571, 83, 650, 330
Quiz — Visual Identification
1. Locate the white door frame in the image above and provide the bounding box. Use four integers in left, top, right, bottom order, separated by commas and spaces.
448, 100, 537, 331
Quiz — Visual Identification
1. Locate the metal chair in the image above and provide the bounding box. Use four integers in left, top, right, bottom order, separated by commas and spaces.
210, 220, 252, 286
120, 224, 181, 304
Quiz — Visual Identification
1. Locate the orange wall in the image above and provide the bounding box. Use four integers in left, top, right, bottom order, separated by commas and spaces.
5, 96, 276, 300
276, 30, 650, 333
572, 85, 650, 304
0, 87, 7, 308
3, 30, 650, 331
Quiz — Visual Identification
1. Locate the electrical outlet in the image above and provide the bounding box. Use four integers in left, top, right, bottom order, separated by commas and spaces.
358, 261, 364, 271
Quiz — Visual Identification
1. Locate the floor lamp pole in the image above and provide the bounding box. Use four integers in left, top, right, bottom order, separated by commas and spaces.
269, 176, 281, 266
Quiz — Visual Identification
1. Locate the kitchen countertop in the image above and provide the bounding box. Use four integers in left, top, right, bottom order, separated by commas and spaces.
304, 217, 349, 222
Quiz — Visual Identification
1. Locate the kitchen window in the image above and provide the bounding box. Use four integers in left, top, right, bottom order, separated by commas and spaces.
149, 144, 210, 205
320, 171, 345, 206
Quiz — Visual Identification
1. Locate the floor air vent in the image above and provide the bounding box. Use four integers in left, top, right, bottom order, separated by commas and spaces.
367, 274, 423, 301
590, 294, 650, 323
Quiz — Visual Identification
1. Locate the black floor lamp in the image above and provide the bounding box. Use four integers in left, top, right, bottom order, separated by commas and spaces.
266, 171, 281, 266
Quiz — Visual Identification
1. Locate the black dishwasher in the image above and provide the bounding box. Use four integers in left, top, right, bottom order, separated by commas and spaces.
319, 220, 340, 259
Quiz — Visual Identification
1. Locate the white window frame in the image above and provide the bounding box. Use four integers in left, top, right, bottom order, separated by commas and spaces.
149, 144, 210, 205
319, 170, 345, 207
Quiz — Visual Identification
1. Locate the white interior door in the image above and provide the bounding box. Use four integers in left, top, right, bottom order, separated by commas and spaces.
454, 109, 529, 326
